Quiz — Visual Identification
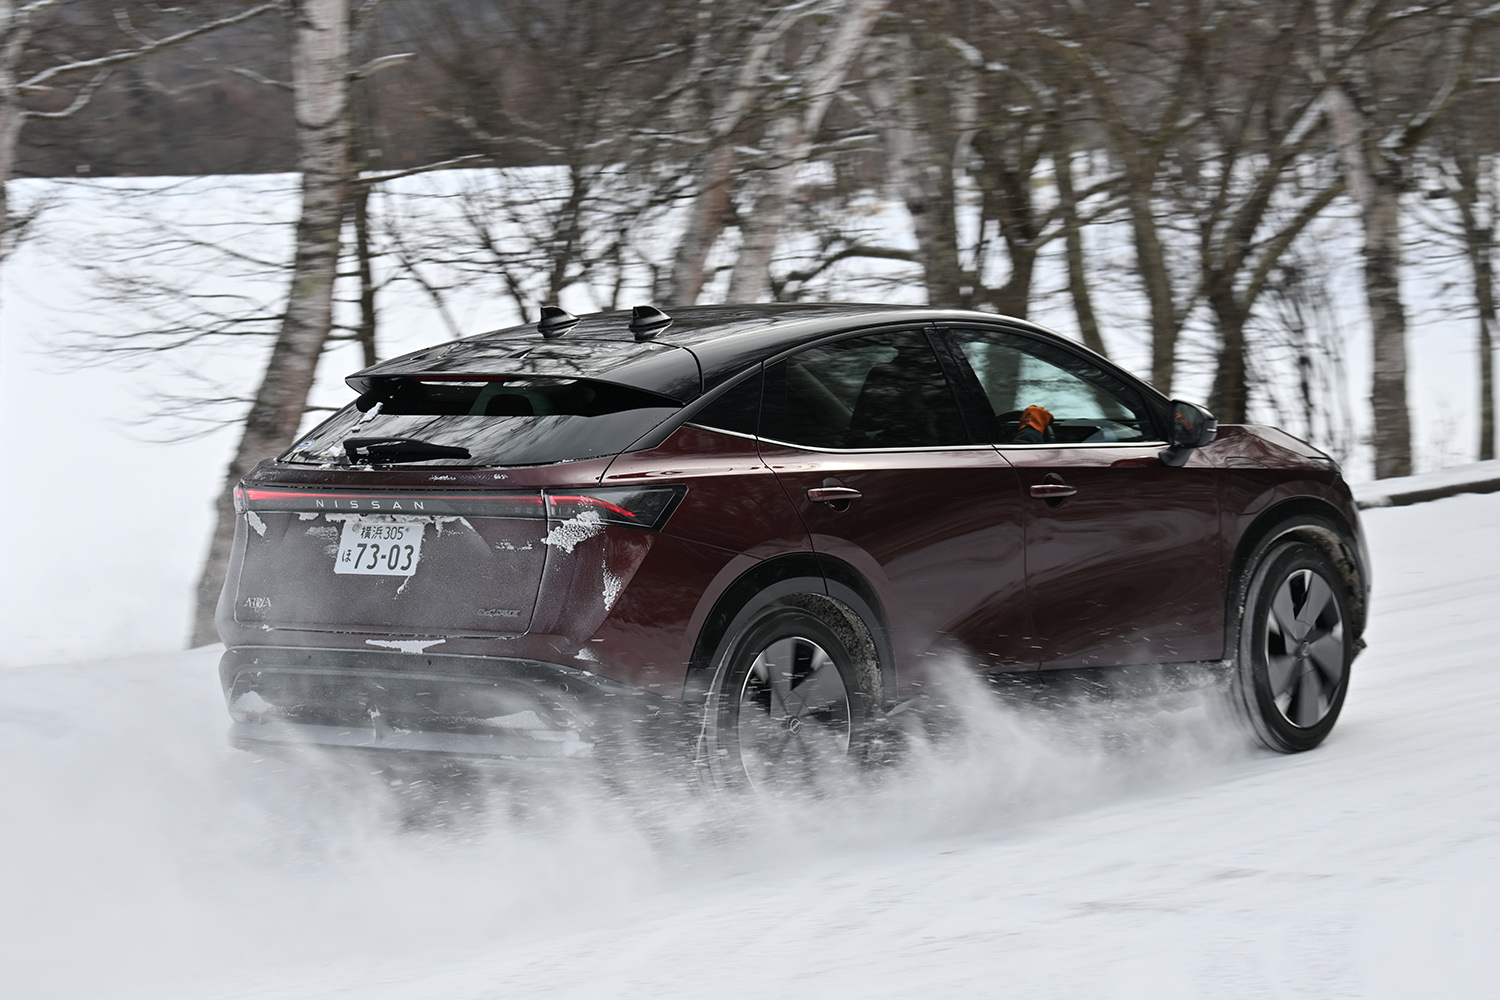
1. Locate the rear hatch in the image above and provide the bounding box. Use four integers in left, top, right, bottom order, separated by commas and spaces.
233, 488, 550, 635
231, 373, 683, 637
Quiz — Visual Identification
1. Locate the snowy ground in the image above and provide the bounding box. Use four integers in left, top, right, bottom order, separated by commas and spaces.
1353, 457, 1500, 508
2, 492, 1497, 998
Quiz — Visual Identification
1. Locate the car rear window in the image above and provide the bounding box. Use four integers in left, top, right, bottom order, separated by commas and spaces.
283, 376, 680, 467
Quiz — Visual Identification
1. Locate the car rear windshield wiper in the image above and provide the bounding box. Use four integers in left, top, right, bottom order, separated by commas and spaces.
343, 437, 472, 464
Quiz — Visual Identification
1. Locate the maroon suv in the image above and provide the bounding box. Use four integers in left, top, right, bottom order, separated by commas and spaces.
218, 304, 1369, 785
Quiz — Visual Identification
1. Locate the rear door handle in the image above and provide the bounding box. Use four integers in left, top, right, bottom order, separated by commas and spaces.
807, 487, 863, 504
1029, 483, 1077, 499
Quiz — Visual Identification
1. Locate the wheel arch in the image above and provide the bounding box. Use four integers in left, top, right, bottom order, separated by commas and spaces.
1226, 497, 1368, 657
682, 553, 894, 709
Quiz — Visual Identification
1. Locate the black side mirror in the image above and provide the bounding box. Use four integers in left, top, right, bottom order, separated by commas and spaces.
1160, 400, 1218, 467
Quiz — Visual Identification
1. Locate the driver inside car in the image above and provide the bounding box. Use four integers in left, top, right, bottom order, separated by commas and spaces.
1011, 404, 1053, 443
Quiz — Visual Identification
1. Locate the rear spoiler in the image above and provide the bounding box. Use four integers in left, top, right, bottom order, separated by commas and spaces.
346, 336, 703, 402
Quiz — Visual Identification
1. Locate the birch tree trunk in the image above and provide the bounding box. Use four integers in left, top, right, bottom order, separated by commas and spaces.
191, 0, 351, 645
663, 1, 818, 306
727, 117, 801, 301
666, 144, 734, 305
1453, 150, 1497, 461
1324, 83, 1412, 479
726, 0, 888, 301
870, 33, 964, 306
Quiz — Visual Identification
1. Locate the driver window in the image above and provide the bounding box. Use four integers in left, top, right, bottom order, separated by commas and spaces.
949, 328, 1156, 444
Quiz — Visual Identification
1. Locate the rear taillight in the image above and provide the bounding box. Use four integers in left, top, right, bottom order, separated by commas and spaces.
545, 485, 686, 530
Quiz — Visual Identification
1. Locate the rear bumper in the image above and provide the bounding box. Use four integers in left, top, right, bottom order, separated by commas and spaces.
227, 721, 595, 758
219, 645, 684, 759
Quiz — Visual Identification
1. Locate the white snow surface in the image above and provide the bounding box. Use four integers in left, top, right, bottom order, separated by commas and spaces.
1, 493, 1498, 998
1353, 457, 1500, 508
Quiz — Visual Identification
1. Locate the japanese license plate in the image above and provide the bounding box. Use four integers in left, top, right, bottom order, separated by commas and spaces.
334, 518, 425, 576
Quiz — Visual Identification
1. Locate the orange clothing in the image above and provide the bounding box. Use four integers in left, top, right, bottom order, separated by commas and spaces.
1019, 405, 1053, 434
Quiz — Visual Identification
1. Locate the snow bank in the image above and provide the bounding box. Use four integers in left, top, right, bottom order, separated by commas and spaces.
1353, 458, 1500, 508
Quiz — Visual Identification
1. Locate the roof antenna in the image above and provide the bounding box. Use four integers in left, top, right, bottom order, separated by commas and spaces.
537, 305, 579, 339
629, 304, 672, 341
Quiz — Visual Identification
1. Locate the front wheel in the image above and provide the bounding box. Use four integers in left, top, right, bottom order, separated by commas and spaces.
703, 600, 877, 791
1233, 539, 1354, 752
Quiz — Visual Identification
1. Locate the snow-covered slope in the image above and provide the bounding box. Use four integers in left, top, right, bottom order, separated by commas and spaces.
1, 494, 1496, 998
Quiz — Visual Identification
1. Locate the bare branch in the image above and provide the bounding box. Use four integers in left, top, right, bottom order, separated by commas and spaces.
19, 2, 279, 93
349, 51, 414, 80
353, 154, 487, 186
22, 67, 111, 120
224, 64, 294, 91
1245, 178, 1348, 308
779, 243, 917, 287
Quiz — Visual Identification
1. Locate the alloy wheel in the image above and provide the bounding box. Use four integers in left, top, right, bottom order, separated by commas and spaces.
1263, 567, 1347, 728
735, 634, 852, 788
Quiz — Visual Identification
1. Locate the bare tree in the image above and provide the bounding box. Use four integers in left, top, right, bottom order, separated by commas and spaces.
373, 0, 693, 318
1449, 150, 1498, 462
659, 1, 817, 306
862, 3, 1087, 316
1183, 1, 1347, 422
1260, 247, 1357, 463
1426, 132, 1499, 462
192, 0, 352, 645
1313, 0, 1484, 477
866, 25, 969, 306
1038, 0, 1225, 395
725, 0, 889, 301
1051, 121, 1110, 357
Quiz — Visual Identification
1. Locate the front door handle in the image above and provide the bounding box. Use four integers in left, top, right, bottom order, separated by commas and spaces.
1029, 483, 1078, 499
808, 486, 863, 504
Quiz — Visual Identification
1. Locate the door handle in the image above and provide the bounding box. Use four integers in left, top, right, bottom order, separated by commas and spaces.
1029, 483, 1077, 499
807, 487, 863, 504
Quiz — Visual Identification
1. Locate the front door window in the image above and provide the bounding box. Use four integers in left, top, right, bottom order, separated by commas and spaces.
949, 329, 1156, 445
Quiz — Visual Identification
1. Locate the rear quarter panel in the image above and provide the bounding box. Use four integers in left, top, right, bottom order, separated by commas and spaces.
590, 425, 814, 696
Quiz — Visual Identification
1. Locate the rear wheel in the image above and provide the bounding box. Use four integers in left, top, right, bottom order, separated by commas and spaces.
703, 599, 877, 791
1233, 539, 1353, 752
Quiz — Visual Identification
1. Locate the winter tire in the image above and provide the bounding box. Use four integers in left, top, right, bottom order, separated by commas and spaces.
703, 599, 877, 790
1233, 538, 1353, 752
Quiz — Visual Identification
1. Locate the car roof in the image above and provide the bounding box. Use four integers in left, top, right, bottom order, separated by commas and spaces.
346, 303, 1110, 402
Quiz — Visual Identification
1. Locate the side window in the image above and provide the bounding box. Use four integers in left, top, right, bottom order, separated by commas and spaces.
949, 328, 1156, 444
688, 370, 762, 437
762, 330, 969, 449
